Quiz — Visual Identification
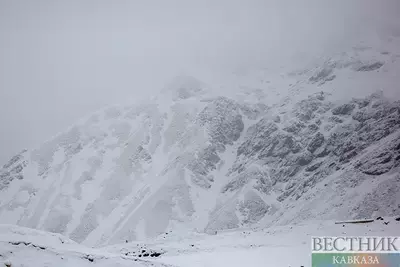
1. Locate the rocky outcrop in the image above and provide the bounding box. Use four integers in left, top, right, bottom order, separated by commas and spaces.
227, 91, 400, 206
355, 132, 400, 175
331, 103, 355, 116
354, 61, 384, 72
0, 150, 28, 190
309, 66, 336, 85
0, 78, 399, 246
307, 132, 325, 153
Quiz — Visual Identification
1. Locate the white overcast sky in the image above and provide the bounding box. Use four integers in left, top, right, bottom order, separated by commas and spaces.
0, 0, 399, 163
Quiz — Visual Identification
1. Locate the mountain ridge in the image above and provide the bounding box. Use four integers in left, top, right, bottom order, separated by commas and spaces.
1, 45, 399, 247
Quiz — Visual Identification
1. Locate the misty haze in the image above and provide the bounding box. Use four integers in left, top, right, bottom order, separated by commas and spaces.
0, 1, 400, 266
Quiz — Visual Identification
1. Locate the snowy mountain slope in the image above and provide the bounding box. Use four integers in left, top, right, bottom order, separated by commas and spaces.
0, 224, 174, 267
2, 217, 399, 267
107, 217, 400, 267
0, 43, 400, 247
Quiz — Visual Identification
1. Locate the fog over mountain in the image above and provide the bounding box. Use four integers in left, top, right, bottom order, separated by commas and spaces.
1, 0, 400, 164
0, 1, 400, 267
1, 38, 400, 244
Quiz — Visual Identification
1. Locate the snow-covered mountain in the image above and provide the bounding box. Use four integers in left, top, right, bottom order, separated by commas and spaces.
1, 43, 399, 248
1, 217, 399, 267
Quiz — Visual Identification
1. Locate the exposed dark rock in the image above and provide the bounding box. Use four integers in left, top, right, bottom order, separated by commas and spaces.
0, 171, 9, 179
188, 145, 222, 188
357, 151, 394, 175
130, 145, 152, 163
307, 132, 325, 153
188, 96, 247, 187
222, 168, 270, 193
238, 191, 269, 224
314, 145, 330, 158
307, 124, 319, 132
352, 111, 368, 122
9, 241, 46, 250
315, 91, 325, 101
309, 66, 335, 84
292, 94, 329, 122
2, 154, 23, 169
270, 166, 301, 184
355, 62, 384, 72
150, 252, 162, 257
283, 121, 305, 134
273, 116, 281, 123
305, 161, 323, 172
198, 97, 245, 146
326, 128, 353, 155
10, 164, 23, 174
83, 255, 94, 262
331, 103, 356, 116
190, 146, 220, 175
328, 116, 343, 124
229, 93, 400, 205
295, 152, 314, 166
339, 150, 358, 163
237, 120, 278, 157
271, 135, 298, 158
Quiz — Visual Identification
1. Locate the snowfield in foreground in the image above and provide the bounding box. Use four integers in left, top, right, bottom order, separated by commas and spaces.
0, 224, 173, 267
1, 218, 399, 267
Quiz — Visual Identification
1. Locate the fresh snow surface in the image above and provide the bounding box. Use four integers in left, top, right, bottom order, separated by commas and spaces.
1, 218, 399, 267
0, 224, 172, 267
